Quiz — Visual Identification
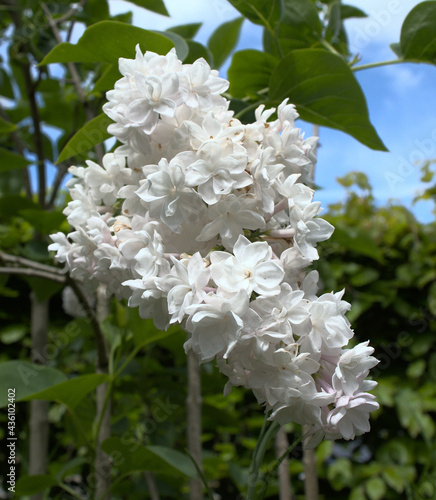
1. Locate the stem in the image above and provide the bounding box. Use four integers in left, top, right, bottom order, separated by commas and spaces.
145, 472, 160, 500
187, 349, 203, 500
352, 59, 404, 72
247, 418, 279, 500
234, 101, 262, 121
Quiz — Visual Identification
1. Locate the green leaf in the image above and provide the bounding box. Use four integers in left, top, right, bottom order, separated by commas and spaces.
400, 1, 436, 64
15, 475, 58, 496
148, 445, 197, 477
40, 21, 175, 65
127, 308, 180, 349
184, 40, 214, 65
0, 361, 67, 408
228, 50, 278, 98
0, 148, 31, 172
19, 209, 65, 235
124, 0, 169, 16
0, 324, 27, 344
167, 22, 202, 39
93, 65, 121, 92
365, 477, 386, 500
0, 115, 17, 134
390, 42, 402, 58
208, 17, 244, 69
0, 68, 14, 98
350, 487, 367, 500
21, 373, 111, 409
57, 113, 112, 163
227, 0, 282, 30
269, 49, 387, 151
341, 5, 368, 19
157, 29, 189, 61
264, 0, 322, 56
101, 438, 196, 477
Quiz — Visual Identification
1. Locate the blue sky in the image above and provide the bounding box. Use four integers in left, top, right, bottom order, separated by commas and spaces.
107, 0, 436, 222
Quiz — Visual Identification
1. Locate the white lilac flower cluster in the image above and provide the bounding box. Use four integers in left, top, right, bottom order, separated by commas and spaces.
49, 47, 379, 444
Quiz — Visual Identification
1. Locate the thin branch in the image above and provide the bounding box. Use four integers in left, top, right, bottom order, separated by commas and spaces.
0, 266, 66, 283
50, 0, 86, 25
6, 0, 47, 207
0, 250, 64, 274
67, 278, 109, 370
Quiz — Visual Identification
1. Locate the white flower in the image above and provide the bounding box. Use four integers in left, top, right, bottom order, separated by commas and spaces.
210, 235, 284, 297
185, 141, 251, 204
197, 195, 265, 249
333, 342, 379, 395
135, 158, 203, 232
156, 253, 210, 323
184, 290, 249, 362
327, 392, 379, 440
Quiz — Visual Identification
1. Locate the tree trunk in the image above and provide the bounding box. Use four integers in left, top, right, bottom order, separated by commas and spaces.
29, 293, 49, 500
303, 425, 319, 500
94, 285, 111, 500
275, 427, 294, 500
187, 349, 203, 500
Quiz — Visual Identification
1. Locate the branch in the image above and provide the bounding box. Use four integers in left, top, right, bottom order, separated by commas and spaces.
67, 278, 109, 370
0, 251, 64, 274
47, 163, 69, 209
0, 266, 66, 283
6, 0, 47, 207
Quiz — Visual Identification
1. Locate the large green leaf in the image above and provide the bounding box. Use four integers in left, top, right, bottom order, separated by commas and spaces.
21, 373, 111, 409
400, 1, 436, 64
0, 361, 67, 408
57, 113, 112, 163
93, 65, 121, 92
264, 0, 322, 56
124, 0, 169, 16
102, 438, 196, 477
0, 148, 31, 172
227, 0, 282, 30
208, 17, 244, 69
341, 5, 367, 19
40, 21, 175, 65
167, 23, 202, 39
269, 49, 387, 151
228, 50, 278, 98
184, 40, 214, 66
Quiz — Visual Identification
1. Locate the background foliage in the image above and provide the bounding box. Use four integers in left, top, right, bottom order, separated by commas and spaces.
0, 0, 435, 498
